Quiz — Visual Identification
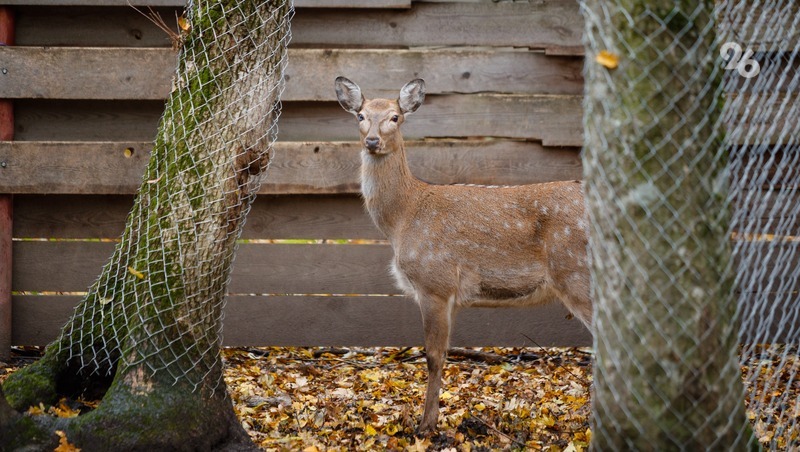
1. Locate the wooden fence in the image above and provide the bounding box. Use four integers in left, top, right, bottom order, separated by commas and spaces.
0, 0, 592, 353
1, 1, 792, 354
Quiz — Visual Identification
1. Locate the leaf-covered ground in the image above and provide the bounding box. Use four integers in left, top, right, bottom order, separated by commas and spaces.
2, 346, 799, 450
222, 347, 593, 451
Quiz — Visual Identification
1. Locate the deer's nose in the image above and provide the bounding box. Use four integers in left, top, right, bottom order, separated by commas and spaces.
365, 137, 381, 151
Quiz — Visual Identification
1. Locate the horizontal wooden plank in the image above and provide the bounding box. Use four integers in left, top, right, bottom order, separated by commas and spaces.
13, 100, 163, 141
229, 243, 397, 294
13, 194, 384, 240
0, 140, 584, 194
10, 295, 593, 347
13, 187, 800, 241
291, 1, 581, 52
287, 49, 583, 97
12, 96, 580, 144
10, 3, 795, 53
5, 140, 798, 196
13, 291, 800, 347
12, 46, 799, 102
723, 51, 800, 94
4, 0, 184, 6
223, 296, 591, 347
283, 96, 583, 145
731, 147, 800, 191
12, 241, 399, 294
738, 292, 800, 344
0, 47, 583, 100
717, 3, 800, 52
0, 141, 154, 194
13, 237, 800, 294
15, 6, 180, 47
0, 47, 177, 100
5, 0, 407, 7
238, 195, 382, 240
3, 0, 411, 8
725, 93, 800, 147
11, 96, 582, 144
13, 2, 581, 51
294, 0, 410, 8
13, 94, 793, 146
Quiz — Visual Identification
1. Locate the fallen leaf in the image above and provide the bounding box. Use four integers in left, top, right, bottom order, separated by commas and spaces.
177, 15, 190, 32
27, 403, 46, 416
127, 267, 145, 279
52, 399, 80, 418
54, 430, 81, 452
596, 50, 619, 69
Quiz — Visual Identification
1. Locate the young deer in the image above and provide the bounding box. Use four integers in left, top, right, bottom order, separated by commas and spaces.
334, 77, 593, 434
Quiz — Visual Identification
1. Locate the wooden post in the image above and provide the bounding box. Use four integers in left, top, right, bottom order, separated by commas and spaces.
0, 6, 15, 361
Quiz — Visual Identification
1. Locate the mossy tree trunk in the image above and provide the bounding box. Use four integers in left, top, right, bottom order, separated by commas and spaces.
582, 1, 756, 449
1, 1, 291, 450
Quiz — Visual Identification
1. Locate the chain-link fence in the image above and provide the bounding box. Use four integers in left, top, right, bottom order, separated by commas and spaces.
54, 0, 293, 393
582, 0, 798, 449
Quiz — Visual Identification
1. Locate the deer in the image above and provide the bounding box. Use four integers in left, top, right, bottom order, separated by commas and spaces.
334, 76, 593, 434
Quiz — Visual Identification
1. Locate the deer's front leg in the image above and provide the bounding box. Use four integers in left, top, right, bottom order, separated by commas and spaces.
417, 294, 454, 435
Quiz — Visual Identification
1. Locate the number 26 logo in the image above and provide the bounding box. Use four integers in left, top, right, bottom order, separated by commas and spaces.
720, 42, 761, 78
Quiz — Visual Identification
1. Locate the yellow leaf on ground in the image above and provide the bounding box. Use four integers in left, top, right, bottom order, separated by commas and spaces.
364, 424, 378, 436
26, 403, 46, 416
360, 369, 381, 382
54, 430, 81, 452
384, 422, 400, 435
52, 399, 81, 418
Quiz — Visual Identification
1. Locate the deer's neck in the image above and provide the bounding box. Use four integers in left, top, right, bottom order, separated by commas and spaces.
360, 144, 420, 237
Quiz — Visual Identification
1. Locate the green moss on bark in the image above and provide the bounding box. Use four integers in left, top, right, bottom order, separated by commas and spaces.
583, 0, 755, 449
3, 346, 66, 411
2, 0, 290, 449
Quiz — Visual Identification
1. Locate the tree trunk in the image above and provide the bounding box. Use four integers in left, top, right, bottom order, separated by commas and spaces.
581, 1, 756, 449
1, 1, 291, 449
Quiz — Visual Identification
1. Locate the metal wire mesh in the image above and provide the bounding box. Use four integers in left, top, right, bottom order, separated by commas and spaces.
54, 0, 293, 393
582, 0, 799, 449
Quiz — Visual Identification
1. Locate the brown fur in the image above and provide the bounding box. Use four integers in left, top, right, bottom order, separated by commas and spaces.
335, 77, 593, 434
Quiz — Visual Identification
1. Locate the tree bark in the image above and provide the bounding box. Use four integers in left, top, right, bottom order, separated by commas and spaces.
582, 1, 756, 449
2, 1, 291, 450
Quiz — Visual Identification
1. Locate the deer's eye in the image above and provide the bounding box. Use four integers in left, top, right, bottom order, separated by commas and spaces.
357, 113, 365, 122
391, 115, 399, 123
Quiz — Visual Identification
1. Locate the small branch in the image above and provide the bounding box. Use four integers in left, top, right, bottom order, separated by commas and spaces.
520, 334, 592, 388
448, 348, 506, 365
472, 414, 527, 448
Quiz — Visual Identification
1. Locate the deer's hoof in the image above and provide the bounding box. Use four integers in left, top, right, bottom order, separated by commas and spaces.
415, 421, 436, 437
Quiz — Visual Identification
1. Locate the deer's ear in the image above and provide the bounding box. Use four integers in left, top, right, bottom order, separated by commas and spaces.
399, 79, 425, 114
335, 77, 365, 114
